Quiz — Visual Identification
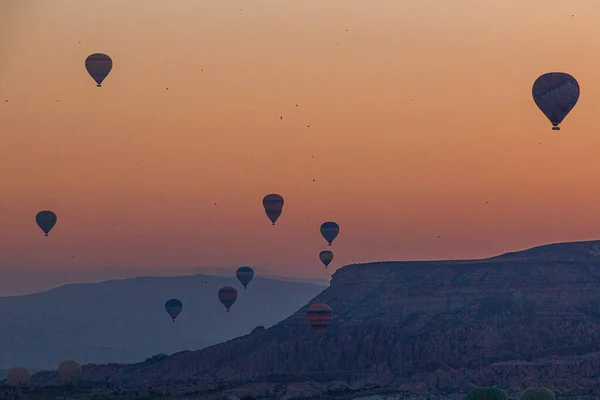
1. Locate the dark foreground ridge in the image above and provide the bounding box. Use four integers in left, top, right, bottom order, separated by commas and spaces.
31, 240, 600, 398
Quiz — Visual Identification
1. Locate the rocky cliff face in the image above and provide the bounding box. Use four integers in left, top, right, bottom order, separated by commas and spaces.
32, 240, 600, 397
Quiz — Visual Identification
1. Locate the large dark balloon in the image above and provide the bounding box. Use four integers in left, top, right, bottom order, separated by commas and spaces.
319, 250, 334, 269
236, 266, 254, 289
164, 299, 183, 322
306, 303, 333, 336
85, 53, 113, 87
218, 286, 238, 312
262, 194, 284, 225
532, 72, 579, 130
36, 211, 57, 236
320, 222, 339, 246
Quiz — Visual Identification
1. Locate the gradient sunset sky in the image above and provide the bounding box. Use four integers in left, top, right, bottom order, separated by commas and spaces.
2, 0, 600, 282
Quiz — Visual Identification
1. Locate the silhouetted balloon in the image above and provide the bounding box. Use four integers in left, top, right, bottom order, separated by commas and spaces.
262, 194, 284, 225
532, 72, 579, 130
263, 193, 284, 209
57, 360, 81, 384
236, 266, 254, 289
466, 387, 508, 400
319, 250, 334, 269
520, 387, 555, 400
5, 367, 30, 386
218, 286, 238, 312
320, 222, 339, 246
164, 299, 183, 322
85, 53, 112, 87
36, 211, 57, 236
306, 303, 333, 336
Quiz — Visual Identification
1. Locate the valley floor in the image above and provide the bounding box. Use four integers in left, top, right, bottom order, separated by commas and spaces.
3, 384, 600, 400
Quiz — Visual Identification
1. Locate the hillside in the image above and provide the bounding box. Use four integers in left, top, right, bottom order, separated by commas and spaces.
0, 273, 325, 370
0, 266, 330, 297
31, 240, 600, 398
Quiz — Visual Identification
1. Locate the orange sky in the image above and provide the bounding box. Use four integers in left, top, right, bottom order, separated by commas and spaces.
2, 0, 600, 282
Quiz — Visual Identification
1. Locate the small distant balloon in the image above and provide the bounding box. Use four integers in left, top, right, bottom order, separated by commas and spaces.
164, 299, 183, 322
319, 250, 334, 269
236, 266, 254, 289
320, 222, 339, 246
218, 286, 238, 312
57, 360, 81, 384
532, 72, 579, 130
85, 53, 113, 87
306, 303, 333, 336
36, 211, 57, 236
262, 194, 284, 225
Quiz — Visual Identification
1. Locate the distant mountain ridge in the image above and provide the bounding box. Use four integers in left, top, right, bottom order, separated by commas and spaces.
0, 266, 329, 297
0, 273, 325, 370
40, 239, 600, 398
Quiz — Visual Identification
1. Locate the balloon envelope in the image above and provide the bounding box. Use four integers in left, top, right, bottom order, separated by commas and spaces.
85, 53, 113, 87
57, 360, 81, 384
164, 299, 183, 321
236, 266, 254, 289
264, 209, 282, 225
262, 194, 284, 225
319, 250, 334, 268
5, 367, 30, 386
306, 303, 333, 336
36, 210, 57, 236
532, 72, 579, 130
218, 286, 238, 311
262, 193, 284, 209
320, 222, 339, 246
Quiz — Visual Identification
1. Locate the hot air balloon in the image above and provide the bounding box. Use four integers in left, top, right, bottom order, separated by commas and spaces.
36, 211, 57, 236
236, 266, 254, 289
466, 387, 509, 400
164, 299, 183, 322
85, 53, 113, 87
218, 286, 238, 312
532, 72, 579, 130
306, 303, 333, 336
319, 250, 334, 269
262, 194, 284, 225
57, 360, 81, 384
5, 367, 30, 387
320, 222, 339, 246
520, 387, 555, 400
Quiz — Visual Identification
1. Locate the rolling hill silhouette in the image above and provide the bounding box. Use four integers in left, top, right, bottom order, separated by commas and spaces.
36, 240, 600, 398
0, 266, 330, 297
0, 273, 325, 370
